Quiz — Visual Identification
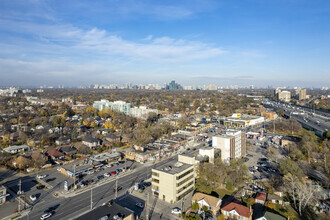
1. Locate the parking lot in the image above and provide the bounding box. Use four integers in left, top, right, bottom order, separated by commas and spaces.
244, 135, 285, 183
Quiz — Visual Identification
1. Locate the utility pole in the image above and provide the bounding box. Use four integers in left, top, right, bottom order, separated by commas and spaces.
73, 165, 76, 190
146, 192, 149, 220
90, 187, 93, 210
125, 152, 127, 172
115, 176, 118, 198
18, 179, 22, 213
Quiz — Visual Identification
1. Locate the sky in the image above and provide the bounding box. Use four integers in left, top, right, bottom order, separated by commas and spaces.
0, 0, 329, 88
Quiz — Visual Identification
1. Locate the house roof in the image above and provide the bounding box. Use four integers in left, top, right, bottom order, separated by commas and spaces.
262, 211, 286, 220
255, 192, 267, 201
3, 145, 30, 152
104, 134, 120, 139
222, 202, 252, 218
192, 192, 221, 208
46, 149, 64, 157
83, 137, 98, 143
59, 146, 77, 153
267, 194, 282, 201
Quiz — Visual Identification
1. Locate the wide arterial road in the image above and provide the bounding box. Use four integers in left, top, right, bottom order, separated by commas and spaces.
20, 156, 178, 220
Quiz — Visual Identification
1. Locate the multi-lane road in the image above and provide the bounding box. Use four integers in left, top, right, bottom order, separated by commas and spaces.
18, 155, 179, 220
263, 101, 330, 136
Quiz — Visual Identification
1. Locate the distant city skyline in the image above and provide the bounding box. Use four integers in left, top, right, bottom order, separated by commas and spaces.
0, 1, 329, 87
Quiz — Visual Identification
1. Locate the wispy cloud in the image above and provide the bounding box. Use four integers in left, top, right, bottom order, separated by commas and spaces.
0, 19, 226, 62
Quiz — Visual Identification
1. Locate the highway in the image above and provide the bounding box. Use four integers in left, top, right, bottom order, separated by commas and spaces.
263, 101, 330, 136
20, 156, 178, 220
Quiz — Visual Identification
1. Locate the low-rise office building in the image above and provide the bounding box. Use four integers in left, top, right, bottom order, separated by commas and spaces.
152, 160, 195, 203
212, 130, 246, 162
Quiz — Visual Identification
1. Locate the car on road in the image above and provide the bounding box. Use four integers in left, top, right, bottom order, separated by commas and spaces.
136, 202, 144, 208
29, 194, 37, 201
40, 212, 52, 220
36, 185, 45, 190
247, 154, 253, 157
88, 170, 94, 175
171, 207, 182, 215
110, 171, 117, 175
104, 173, 111, 177
98, 175, 105, 180
37, 174, 47, 179
106, 163, 113, 168
113, 186, 122, 192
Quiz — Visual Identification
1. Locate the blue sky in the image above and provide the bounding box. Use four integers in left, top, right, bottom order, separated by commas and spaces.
0, 0, 329, 88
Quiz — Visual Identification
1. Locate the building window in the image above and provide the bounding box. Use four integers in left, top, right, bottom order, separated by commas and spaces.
177, 181, 194, 194
152, 178, 159, 184
176, 168, 194, 180
152, 171, 159, 177
177, 174, 194, 187
176, 187, 193, 201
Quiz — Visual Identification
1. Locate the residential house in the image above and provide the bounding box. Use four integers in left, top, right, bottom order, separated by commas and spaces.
255, 192, 267, 205
59, 146, 78, 156
76, 125, 87, 134
221, 202, 253, 220
55, 137, 71, 146
255, 211, 286, 220
82, 137, 99, 149
46, 149, 64, 160
267, 194, 283, 205
3, 145, 30, 154
192, 192, 222, 216
104, 134, 121, 143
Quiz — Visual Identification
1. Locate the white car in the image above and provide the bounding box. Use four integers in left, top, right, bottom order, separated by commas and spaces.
106, 164, 113, 168
104, 173, 111, 177
37, 175, 47, 179
171, 207, 182, 215
30, 195, 37, 201
40, 212, 52, 220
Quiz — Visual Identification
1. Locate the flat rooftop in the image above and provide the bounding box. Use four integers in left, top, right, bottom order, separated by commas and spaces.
77, 202, 134, 220
153, 160, 193, 175
89, 151, 121, 162
63, 161, 93, 173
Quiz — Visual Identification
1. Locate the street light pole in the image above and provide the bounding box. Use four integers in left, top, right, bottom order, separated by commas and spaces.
146, 192, 149, 220
90, 188, 93, 210
115, 176, 118, 199
73, 165, 76, 190
18, 179, 21, 213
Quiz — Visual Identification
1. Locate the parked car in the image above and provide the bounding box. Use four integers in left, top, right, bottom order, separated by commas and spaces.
98, 175, 105, 179
37, 185, 45, 190
37, 174, 47, 179
30, 194, 37, 201
40, 212, 52, 220
113, 186, 122, 192
104, 173, 111, 177
110, 171, 117, 175
106, 164, 113, 168
171, 207, 182, 215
